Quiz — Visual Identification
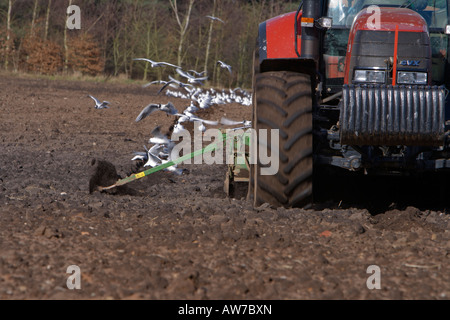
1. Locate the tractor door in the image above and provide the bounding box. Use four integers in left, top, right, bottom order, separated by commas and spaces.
323, 0, 352, 95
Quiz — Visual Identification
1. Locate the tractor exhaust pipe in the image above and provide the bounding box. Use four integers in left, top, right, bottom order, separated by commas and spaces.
300, 0, 321, 63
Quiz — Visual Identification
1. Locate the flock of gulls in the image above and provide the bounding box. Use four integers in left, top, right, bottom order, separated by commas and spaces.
88, 16, 252, 176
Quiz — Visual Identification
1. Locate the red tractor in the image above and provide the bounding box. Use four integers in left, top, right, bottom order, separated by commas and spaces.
250, 0, 450, 208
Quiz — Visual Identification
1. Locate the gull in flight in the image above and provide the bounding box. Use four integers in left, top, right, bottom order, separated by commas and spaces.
175, 113, 218, 132
146, 127, 184, 175
232, 87, 245, 93
217, 60, 232, 74
192, 93, 213, 109
158, 75, 195, 95
184, 101, 199, 113
220, 117, 252, 128
142, 80, 174, 89
172, 122, 187, 135
176, 68, 208, 85
206, 15, 225, 24
143, 146, 163, 168
135, 102, 179, 122
133, 58, 180, 69
151, 143, 173, 160
131, 143, 167, 162
132, 129, 184, 175
131, 148, 148, 162
195, 121, 210, 133
132, 144, 164, 165
188, 69, 207, 77
148, 126, 175, 148
88, 95, 110, 109
161, 162, 184, 175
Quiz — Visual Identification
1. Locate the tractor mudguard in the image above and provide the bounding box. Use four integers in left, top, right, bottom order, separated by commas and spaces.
258, 11, 301, 63
257, 11, 316, 76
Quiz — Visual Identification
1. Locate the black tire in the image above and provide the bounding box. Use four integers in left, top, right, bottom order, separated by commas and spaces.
252, 71, 314, 208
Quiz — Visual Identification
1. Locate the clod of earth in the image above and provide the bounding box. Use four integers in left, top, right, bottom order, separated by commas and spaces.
89, 159, 121, 194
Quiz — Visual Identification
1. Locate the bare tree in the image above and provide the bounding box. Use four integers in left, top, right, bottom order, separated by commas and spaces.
250, 0, 268, 26
0, 0, 299, 86
31, 0, 39, 36
111, 0, 140, 77
63, 0, 72, 73
203, 0, 217, 76
211, 1, 225, 86
169, 0, 195, 67
44, 0, 52, 40
141, 10, 164, 81
5, 0, 15, 69
101, 1, 119, 74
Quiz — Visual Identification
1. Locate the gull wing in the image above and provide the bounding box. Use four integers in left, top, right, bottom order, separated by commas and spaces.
143, 80, 167, 88
149, 144, 165, 158
162, 102, 179, 115
176, 68, 194, 79
131, 151, 148, 162
206, 15, 225, 23
157, 81, 176, 95
195, 76, 209, 81
201, 119, 219, 126
192, 117, 219, 126
220, 117, 244, 126
150, 126, 172, 145
133, 58, 156, 64
217, 60, 232, 74
88, 95, 100, 105
135, 104, 160, 122
168, 75, 183, 85
144, 151, 162, 168
160, 61, 181, 68
189, 70, 206, 77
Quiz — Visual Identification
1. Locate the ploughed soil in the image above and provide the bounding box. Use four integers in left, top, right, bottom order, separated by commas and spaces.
0, 72, 449, 300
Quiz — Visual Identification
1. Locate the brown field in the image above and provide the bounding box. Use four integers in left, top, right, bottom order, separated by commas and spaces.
0, 73, 449, 300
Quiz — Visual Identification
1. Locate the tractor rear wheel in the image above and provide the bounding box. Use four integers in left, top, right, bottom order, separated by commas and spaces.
252, 71, 314, 208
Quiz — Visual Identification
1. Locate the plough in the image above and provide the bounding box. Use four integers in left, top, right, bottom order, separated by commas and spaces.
95, 130, 251, 198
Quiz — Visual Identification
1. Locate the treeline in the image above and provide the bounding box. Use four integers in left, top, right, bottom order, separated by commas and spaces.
0, 0, 299, 88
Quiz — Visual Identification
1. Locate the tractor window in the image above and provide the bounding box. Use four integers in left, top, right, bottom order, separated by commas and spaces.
323, 0, 352, 90
327, 0, 449, 29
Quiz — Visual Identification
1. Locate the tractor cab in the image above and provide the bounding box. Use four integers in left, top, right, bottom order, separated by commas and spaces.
323, 0, 450, 94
